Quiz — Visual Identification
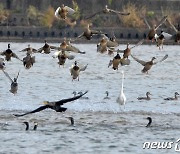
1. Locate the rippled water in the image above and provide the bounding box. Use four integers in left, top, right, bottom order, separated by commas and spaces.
0, 42, 180, 154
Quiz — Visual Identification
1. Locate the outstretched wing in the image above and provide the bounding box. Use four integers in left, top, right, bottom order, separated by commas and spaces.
67, 54, 75, 60
131, 54, 147, 66
2, 70, 13, 83
55, 7, 61, 19
80, 64, 88, 71
55, 91, 88, 106
155, 15, 168, 30
154, 54, 168, 65
121, 58, 130, 66
12, 53, 22, 62
64, 6, 75, 15
130, 39, 144, 49
13, 105, 50, 117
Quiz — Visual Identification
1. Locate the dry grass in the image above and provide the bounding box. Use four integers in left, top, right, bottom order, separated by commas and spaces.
119, 3, 146, 28
40, 6, 55, 28
0, 3, 9, 22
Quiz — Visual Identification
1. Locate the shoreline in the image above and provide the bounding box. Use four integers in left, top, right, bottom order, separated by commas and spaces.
0, 37, 180, 45
0, 37, 179, 45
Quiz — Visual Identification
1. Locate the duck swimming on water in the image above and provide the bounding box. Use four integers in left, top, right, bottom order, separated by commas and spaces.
146, 117, 152, 127
164, 92, 179, 101
137, 92, 151, 100
23, 121, 38, 131
104, 91, 110, 100
14, 91, 88, 117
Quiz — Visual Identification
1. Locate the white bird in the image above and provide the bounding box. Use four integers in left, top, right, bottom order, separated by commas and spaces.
116, 70, 126, 109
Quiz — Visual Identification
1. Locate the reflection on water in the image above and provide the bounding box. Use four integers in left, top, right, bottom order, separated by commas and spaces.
0, 43, 180, 153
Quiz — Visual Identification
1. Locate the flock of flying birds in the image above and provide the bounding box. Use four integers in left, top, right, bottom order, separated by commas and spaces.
0, 4, 180, 128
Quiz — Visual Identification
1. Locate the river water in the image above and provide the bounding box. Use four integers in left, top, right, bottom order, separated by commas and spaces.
0, 42, 180, 154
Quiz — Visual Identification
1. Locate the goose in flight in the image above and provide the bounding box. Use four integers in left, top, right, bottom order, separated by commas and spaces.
0, 44, 22, 61
137, 92, 151, 100
55, 4, 75, 20
116, 70, 126, 109
77, 24, 105, 40
85, 5, 130, 20
117, 39, 144, 59
144, 16, 168, 41
23, 53, 35, 69
164, 92, 179, 101
14, 91, 88, 117
55, 4, 76, 26
55, 50, 75, 67
2, 70, 20, 94
70, 61, 88, 81
37, 40, 56, 54
52, 40, 85, 55
20, 44, 37, 54
131, 54, 168, 73
108, 53, 130, 70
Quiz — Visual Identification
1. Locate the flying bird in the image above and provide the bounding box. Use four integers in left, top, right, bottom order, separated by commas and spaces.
23, 53, 35, 69
144, 16, 168, 41
2, 70, 20, 94
37, 40, 56, 54
85, 5, 130, 20
77, 24, 105, 40
20, 44, 37, 54
108, 53, 130, 70
131, 54, 168, 73
0, 44, 22, 61
14, 91, 88, 117
55, 50, 75, 67
70, 61, 88, 81
55, 4, 76, 26
117, 39, 144, 59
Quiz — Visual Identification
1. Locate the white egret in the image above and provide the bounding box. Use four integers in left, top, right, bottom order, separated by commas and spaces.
116, 70, 126, 109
